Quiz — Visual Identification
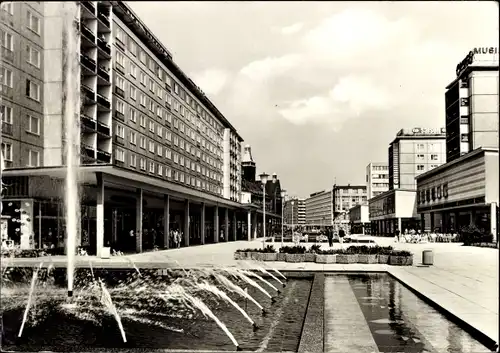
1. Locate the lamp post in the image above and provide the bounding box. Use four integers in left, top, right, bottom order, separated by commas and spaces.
291, 199, 295, 242
259, 172, 269, 249
281, 189, 287, 248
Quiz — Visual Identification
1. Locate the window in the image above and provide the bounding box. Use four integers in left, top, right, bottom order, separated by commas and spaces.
417, 165, 424, 171
1, 142, 12, 161
156, 106, 162, 117
130, 131, 136, 145
116, 124, 125, 138
149, 161, 155, 173
166, 113, 172, 124
1, 67, 13, 87
174, 100, 179, 111
28, 150, 40, 167
149, 120, 154, 132
157, 125, 162, 137
430, 164, 439, 169
165, 148, 171, 159
130, 154, 136, 167
148, 99, 154, 112
149, 140, 155, 153
26, 79, 40, 101
437, 185, 442, 199
115, 148, 125, 162
116, 100, 125, 114
461, 134, 469, 142
116, 51, 125, 69
149, 78, 155, 92
1, 105, 12, 124
140, 93, 146, 106
140, 115, 146, 127
165, 131, 172, 141
165, 75, 172, 87
130, 63, 137, 78
140, 136, 146, 149
26, 115, 40, 135
1, 31, 13, 51
27, 46, 40, 67
116, 75, 125, 91
173, 153, 179, 163
166, 94, 172, 106
174, 83, 179, 95
158, 164, 163, 176
1, 2, 13, 14
139, 50, 146, 64
416, 143, 425, 151
140, 71, 146, 86
460, 115, 469, 124
130, 85, 136, 100
129, 108, 136, 123
416, 154, 424, 160
157, 145, 162, 156
140, 158, 146, 170
27, 12, 40, 34
128, 40, 137, 56
430, 154, 438, 161
116, 27, 126, 45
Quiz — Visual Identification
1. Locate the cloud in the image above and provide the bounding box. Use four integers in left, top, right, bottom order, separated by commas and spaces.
278, 76, 393, 130
239, 54, 302, 82
191, 69, 230, 96
280, 22, 304, 35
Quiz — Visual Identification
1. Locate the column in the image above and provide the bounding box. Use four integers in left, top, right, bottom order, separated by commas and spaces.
232, 211, 237, 241
135, 188, 143, 253
470, 210, 476, 226
184, 200, 190, 247
252, 212, 258, 239
96, 172, 105, 257
247, 210, 252, 241
491, 203, 497, 243
201, 202, 206, 245
397, 217, 402, 233
214, 205, 219, 243
224, 208, 229, 242
163, 195, 170, 249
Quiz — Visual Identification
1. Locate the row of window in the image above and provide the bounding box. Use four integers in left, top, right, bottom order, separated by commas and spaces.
1, 67, 41, 102
416, 164, 440, 171
1, 5, 41, 34
372, 165, 388, 171
416, 154, 440, 161
1, 106, 40, 134
1, 142, 40, 166
114, 147, 222, 195
114, 25, 225, 136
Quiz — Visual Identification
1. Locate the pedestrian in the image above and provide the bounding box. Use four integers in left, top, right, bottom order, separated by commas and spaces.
327, 226, 333, 247
338, 227, 345, 248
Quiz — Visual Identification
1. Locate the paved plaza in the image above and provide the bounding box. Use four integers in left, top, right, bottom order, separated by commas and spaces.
2, 236, 498, 348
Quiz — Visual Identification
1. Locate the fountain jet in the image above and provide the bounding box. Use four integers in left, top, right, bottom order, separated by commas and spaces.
18, 262, 43, 337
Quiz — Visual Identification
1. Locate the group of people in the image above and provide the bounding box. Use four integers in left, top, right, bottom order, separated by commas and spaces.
394, 229, 459, 244
323, 226, 346, 247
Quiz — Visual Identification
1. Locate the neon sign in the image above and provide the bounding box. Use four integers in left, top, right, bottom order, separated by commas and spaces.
456, 47, 498, 76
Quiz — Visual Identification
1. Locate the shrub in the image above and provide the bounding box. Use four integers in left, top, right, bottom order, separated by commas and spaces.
390, 250, 412, 256
279, 246, 306, 254
235, 248, 257, 253
460, 225, 493, 245
308, 244, 322, 253
262, 245, 276, 253
377, 246, 394, 255
317, 248, 336, 255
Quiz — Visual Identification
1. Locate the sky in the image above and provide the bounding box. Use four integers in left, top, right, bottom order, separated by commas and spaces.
128, 1, 499, 199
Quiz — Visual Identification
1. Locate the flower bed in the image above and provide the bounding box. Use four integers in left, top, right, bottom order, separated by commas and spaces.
234, 245, 412, 265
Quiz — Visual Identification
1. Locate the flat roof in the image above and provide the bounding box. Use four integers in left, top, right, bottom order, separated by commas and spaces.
368, 188, 416, 203
112, 1, 244, 142
333, 184, 366, 189
390, 135, 446, 146
445, 65, 499, 89
415, 147, 499, 181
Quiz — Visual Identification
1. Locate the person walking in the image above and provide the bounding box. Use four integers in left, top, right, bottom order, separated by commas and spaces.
338, 227, 345, 248
327, 226, 333, 247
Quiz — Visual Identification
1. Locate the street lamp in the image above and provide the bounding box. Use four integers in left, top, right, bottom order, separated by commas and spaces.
259, 172, 269, 249
280, 189, 287, 247
291, 199, 295, 239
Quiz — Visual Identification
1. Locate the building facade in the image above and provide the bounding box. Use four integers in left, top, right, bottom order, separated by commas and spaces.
445, 47, 499, 162
284, 197, 305, 226
332, 184, 367, 231
349, 204, 370, 234
1, 1, 255, 255
388, 128, 447, 191
366, 162, 389, 199
305, 190, 332, 226
416, 148, 498, 241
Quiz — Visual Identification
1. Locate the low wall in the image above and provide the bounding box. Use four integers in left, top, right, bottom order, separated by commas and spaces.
297, 273, 325, 353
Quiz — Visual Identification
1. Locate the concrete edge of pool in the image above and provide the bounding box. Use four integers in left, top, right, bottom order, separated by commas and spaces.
1, 267, 497, 353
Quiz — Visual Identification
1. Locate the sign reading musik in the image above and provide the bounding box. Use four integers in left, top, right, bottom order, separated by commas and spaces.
456, 47, 498, 76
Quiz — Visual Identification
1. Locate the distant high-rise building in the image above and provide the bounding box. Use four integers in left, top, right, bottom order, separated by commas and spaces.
388, 128, 446, 191
445, 47, 499, 162
366, 162, 389, 199
332, 184, 367, 231
284, 197, 305, 226
305, 190, 333, 226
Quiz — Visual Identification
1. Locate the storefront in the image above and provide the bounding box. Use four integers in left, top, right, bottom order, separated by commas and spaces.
369, 189, 419, 236
349, 204, 371, 234
416, 148, 498, 241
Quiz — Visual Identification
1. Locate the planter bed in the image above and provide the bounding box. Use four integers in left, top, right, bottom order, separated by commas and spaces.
277, 253, 287, 261
286, 254, 306, 263
389, 255, 413, 266
315, 254, 337, 264
378, 254, 390, 264
336, 254, 358, 264
262, 253, 278, 261
304, 253, 316, 262
357, 254, 378, 264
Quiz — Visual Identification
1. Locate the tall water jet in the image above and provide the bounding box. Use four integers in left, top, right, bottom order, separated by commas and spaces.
18, 262, 43, 338
62, 2, 81, 298
99, 279, 127, 343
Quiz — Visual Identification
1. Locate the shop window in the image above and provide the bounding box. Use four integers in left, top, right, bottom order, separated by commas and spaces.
431, 188, 436, 201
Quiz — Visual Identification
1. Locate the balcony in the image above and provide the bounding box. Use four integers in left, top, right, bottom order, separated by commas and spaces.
81, 1, 95, 15
96, 93, 110, 110
2, 122, 13, 135
80, 114, 97, 132
97, 65, 110, 84
97, 149, 111, 163
80, 54, 96, 74
81, 84, 96, 103
114, 111, 125, 121
97, 121, 110, 136
97, 37, 111, 57
97, 7, 110, 29
114, 135, 124, 145
81, 144, 96, 163
80, 22, 96, 44
114, 86, 125, 98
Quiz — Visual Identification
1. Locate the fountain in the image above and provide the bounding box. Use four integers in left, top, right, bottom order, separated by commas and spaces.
62, 2, 81, 299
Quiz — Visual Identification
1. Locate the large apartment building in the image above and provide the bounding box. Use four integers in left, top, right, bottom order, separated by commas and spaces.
283, 197, 305, 226
305, 190, 332, 226
445, 47, 499, 162
332, 184, 367, 231
366, 162, 389, 199
1, 1, 253, 255
388, 128, 446, 191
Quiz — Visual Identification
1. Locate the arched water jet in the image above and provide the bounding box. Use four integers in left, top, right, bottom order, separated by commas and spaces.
255, 265, 284, 287
213, 273, 263, 310
240, 269, 279, 293
18, 262, 43, 338
225, 269, 272, 299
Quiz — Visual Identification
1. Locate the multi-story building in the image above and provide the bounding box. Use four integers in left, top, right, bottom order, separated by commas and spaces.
1, 1, 45, 169
284, 197, 305, 226
388, 128, 447, 191
332, 184, 367, 231
1, 1, 253, 255
366, 162, 389, 199
305, 190, 333, 226
445, 47, 499, 162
